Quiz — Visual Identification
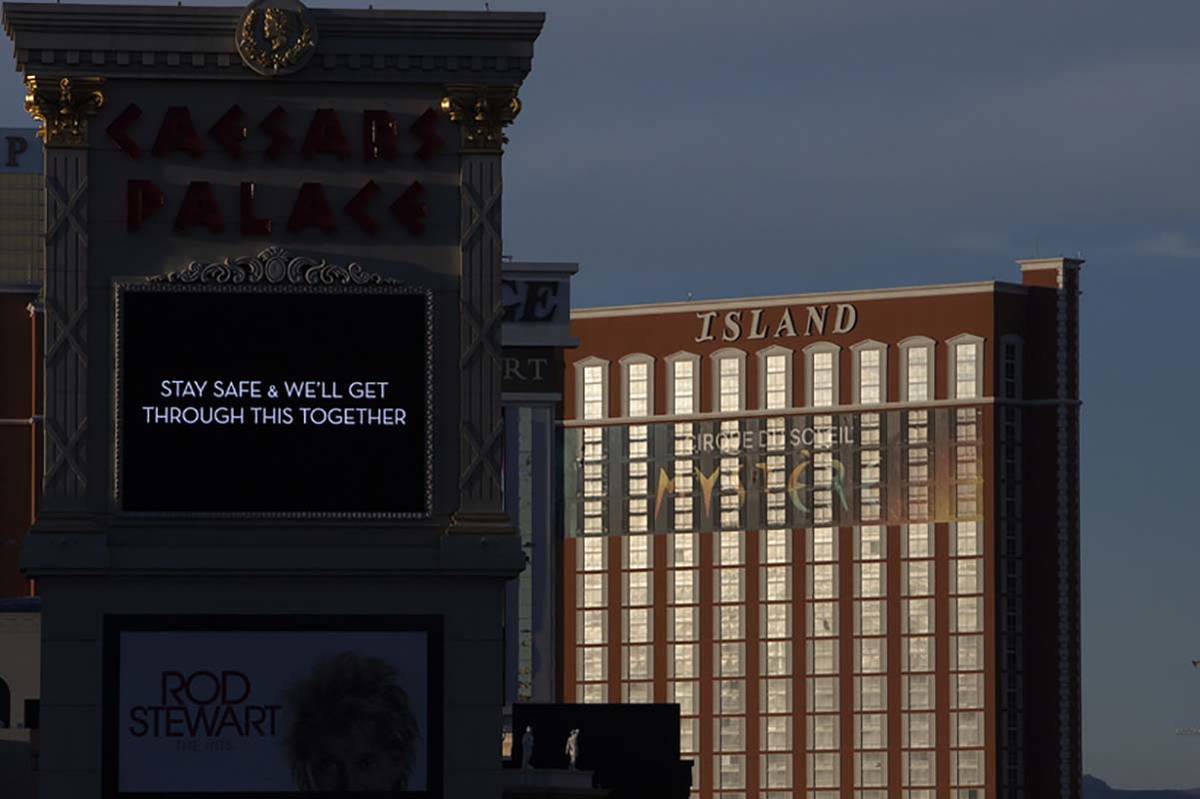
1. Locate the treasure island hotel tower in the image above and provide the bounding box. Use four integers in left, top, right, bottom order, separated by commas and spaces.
559, 259, 1082, 799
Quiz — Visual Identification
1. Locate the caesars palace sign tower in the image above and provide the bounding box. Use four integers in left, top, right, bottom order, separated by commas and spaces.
3, 1, 543, 796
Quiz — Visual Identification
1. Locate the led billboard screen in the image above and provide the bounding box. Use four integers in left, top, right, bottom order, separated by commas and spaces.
115, 285, 431, 517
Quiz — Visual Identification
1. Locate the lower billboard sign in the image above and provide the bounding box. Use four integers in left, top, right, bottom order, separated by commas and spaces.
103, 615, 443, 798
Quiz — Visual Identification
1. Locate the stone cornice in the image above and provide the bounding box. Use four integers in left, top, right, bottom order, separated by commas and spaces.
3, 3, 544, 82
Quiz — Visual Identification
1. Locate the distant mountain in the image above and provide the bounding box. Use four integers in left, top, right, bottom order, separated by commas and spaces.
1085, 775, 1200, 798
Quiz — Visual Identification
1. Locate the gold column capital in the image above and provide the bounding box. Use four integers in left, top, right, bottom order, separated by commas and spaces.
24, 75, 106, 148
440, 84, 521, 154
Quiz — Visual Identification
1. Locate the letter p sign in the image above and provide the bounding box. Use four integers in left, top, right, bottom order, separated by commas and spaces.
6, 136, 28, 167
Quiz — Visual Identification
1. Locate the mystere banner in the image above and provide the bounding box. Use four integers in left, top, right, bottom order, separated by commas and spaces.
564, 407, 986, 535
114, 285, 432, 517
103, 616, 443, 798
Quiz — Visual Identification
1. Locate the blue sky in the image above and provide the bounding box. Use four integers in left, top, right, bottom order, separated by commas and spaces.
2, 0, 1197, 788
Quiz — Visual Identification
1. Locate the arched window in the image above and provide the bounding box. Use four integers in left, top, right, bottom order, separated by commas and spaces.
946, 334, 986, 400
710, 348, 747, 414
619, 353, 656, 418
898, 336, 936, 402
574, 356, 610, 421
756, 345, 793, 410
665, 351, 700, 416
850, 339, 888, 405
803, 341, 841, 408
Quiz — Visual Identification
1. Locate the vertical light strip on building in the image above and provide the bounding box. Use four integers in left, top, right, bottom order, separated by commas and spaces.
950, 342, 986, 797
623, 360, 653, 703
854, 346, 886, 797
760, 351, 792, 798
578, 364, 608, 702
806, 347, 838, 798
714, 354, 746, 796
902, 404, 936, 796
668, 356, 700, 795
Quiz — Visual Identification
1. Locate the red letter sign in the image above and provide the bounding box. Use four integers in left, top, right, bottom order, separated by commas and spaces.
107, 103, 143, 159
390, 181, 427, 236
174, 181, 225, 233
210, 105, 248, 160
152, 107, 204, 159
301, 109, 351, 160
287, 183, 337, 233
127, 180, 164, 232
240, 182, 272, 236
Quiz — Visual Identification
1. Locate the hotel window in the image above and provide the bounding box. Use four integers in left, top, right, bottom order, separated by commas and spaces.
711, 350, 745, 534
759, 524, 793, 788
576, 357, 610, 421
712, 349, 746, 414
670, 516, 700, 770
667, 353, 699, 536
574, 357, 609, 703
620, 354, 655, 418
851, 340, 887, 405
667, 352, 700, 415
949, 514, 986, 774
807, 524, 839, 794
805, 342, 840, 408
902, 523, 936, 793
899, 337, 935, 402
757, 345, 794, 410
622, 545, 654, 702
954, 406, 981, 521
623, 356, 652, 536
713, 526, 747, 788
947, 334, 985, 401
854, 527, 888, 794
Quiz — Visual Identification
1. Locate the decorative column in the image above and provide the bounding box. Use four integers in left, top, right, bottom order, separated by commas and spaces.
24, 76, 105, 514
441, 84, 522, 534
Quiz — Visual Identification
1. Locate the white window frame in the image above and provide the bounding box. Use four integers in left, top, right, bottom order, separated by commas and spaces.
574, 356, 610, 420
898, 336, 935, 403
756, 344, 794, 410
711, 347, 747, 414
850, 339, 888, 405
665, 351, 701, 416
619, 353, 656, 418
947, 334, 985, 400
804, 341, 841, 408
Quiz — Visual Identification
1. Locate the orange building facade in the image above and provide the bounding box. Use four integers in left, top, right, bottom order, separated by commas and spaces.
559, 259, 1082, 799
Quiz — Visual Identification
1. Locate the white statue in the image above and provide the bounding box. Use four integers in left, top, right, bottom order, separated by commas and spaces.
521, 726, 534, 769
565, 728, 580, 769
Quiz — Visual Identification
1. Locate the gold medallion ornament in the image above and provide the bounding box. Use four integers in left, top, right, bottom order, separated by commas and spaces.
236, 0, 318, 77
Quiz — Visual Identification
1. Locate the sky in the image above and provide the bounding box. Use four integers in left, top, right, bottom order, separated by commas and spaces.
2, 0, 1198, 789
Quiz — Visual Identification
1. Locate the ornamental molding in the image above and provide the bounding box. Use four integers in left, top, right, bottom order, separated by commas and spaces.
5, 7, 541, 81
235, 0, 318, 77
24, 75, 105, 147
146, 246, 404, 287
440, 84, 521, 154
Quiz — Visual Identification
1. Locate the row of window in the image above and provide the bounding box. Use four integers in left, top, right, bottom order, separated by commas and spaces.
576, 336, 987, 420
573, 524, 988, 795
